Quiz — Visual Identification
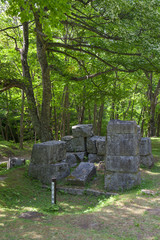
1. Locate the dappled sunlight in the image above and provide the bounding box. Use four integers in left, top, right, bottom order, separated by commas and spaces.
23, 232, 43, 239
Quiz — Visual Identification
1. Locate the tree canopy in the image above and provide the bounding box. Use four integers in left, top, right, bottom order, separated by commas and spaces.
1, 0, 160, 143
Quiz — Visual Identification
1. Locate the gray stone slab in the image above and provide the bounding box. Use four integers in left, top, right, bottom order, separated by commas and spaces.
107, 120, 137, 135
67, 162, 96, 186
72, 124, 94, 137
62, 135, 85, 152
87, 136, 99, 154
7, 157, 25, 169
106, 156, 140, 173
107, 134, 139, 156
96, 136, 106, 155
88, 154, 103, 163
28, 162, 70, 184
31, 140, 66, 164
140, 138, 152, 156
105, 171, 141, 191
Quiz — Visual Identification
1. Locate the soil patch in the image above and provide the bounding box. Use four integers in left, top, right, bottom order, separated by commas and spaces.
146, 208, 160, 216
19, 211, 45, 220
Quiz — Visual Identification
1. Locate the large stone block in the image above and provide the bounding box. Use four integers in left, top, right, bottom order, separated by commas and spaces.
62, 135, 85, 152
140, 154, 154, 168
105, 171, 141, 191
66, 153, 78, 167
31, 141, 66, 164
96, 136, 106, 155
72, 124, 94, 137
28, 163, 70, 184
88, 154, 103, 163
87, 136, 99, 154
67, 162, 96, 186
106, 156, 140, 173
140, 138, 152, 156
107, 134, 139, 156
107, 120, 137, 135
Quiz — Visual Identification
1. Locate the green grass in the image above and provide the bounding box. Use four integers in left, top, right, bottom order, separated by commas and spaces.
0, 138, 160, 239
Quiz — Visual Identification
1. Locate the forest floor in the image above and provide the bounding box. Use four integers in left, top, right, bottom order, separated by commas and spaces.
0, 139, 160, 240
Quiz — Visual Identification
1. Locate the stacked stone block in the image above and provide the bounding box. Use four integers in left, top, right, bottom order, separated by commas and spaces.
105, 120, 141, 191
140, 138, 154, 168
28, 140, 70, 184
62, 124, 106, 166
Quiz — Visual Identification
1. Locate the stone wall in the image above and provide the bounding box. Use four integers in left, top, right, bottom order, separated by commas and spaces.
62, 124, 106, 167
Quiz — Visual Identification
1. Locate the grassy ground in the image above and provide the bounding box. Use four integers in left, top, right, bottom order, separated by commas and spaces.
0, 139, 160, 240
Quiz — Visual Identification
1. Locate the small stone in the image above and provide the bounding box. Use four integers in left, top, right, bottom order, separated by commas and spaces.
7, 157, 25, 169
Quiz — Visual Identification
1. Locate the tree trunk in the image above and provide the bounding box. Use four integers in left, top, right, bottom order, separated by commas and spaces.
93, 104, 97, 134
20, 21, 41, 139
0, 118, 5, 140
156, 113, 160, 137
97, 103, 104, 135
34, 12, 52, 142
19, 90, 25, 149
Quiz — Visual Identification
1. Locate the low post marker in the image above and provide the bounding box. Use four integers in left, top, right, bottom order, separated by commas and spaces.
51, 178, 56, 204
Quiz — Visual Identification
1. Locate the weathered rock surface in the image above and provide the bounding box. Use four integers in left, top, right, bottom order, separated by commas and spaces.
96, 136, 106, 155
72, 124, 94, 137
66, 153, 79, 167
105, 120, 141, 191
67, 162, 96, 186
62, 136, 85, 152
106, 156, 140, 173
31, 141, 66, 164
105, 171, 141, 191
140, 155, 154, 168
107, 134, 139, 156
140, 137, 154, 168
88, 154, 103, 163
107, 120, 138, 135
87, 136, 99, 154
7, 157, 25, 169
28, 163, 70, 184
140, 138, 152, 156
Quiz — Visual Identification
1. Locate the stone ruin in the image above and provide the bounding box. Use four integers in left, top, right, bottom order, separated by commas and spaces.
105, 120, 141, 191
28, 121, 155, 191
28, 141, 70, 184
62, 124, 106, 166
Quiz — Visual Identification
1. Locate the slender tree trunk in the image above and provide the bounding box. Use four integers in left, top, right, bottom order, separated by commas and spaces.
110, 102, 115, 120
93, 104, 97, 134
97, 103, 104, 135
19, 90, 25, 149
0, 119, 5, 140
19, 21, 41, 139
156, 113, 160, 137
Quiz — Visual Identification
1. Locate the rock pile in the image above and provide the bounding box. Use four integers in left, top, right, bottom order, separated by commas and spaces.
62, 124, 106, 166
